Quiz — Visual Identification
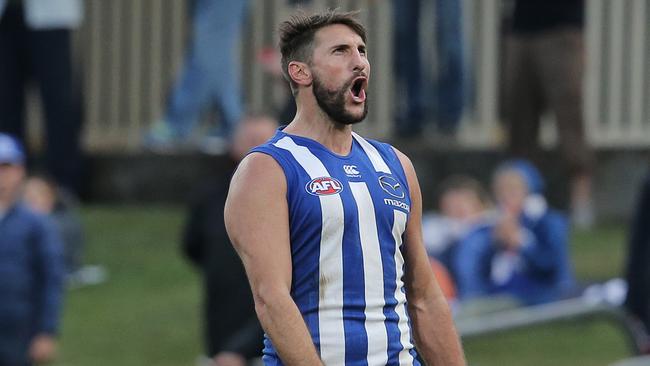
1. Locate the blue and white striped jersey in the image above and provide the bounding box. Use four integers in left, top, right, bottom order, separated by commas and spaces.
251, 128, 420, 366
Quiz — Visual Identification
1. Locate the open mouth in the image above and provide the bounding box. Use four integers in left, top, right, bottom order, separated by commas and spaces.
350, 77, 367, 103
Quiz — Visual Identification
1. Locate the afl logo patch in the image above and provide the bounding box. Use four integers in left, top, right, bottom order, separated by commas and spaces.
306, 177, 344, 196
378, 175, 405, 199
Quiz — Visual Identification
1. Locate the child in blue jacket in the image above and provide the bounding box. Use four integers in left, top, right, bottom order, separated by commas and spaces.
454, 160, 575, 305
0, 134, 64, 365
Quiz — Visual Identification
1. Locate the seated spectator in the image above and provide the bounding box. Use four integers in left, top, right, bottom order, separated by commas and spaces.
454, 160, 575, 306
23, 175, 84, 277
0, 133, 64, 366
422, 175, 493, 274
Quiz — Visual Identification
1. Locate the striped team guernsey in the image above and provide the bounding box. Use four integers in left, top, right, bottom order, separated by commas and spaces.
251, 128, 420, 366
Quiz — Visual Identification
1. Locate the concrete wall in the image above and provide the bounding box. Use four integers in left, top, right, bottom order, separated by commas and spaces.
81, 149, 649, 222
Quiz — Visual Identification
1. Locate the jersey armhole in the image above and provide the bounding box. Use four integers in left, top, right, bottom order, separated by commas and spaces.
385, 145, 412, 198
248, 146, 295, 199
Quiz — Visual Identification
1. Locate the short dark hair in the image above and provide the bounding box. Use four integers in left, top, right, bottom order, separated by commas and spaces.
278, 9, 367, 94
437, 175, 491, 208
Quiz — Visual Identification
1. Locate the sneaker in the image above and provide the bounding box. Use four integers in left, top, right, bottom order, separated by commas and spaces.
198, 134, 230, 155
67, 265, 108, 289
142, 120, 186, 154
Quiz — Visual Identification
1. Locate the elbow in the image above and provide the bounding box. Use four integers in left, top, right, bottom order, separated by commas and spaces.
252, 283, 290, 324
408, 290, 451, 316
254, 290, 272, 324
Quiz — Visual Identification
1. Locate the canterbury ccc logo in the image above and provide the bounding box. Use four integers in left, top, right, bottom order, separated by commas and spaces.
306, 177, 344, 196
343, 165, 360, 175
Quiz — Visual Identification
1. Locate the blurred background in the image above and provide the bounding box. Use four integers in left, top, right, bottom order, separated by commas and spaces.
1, 0, 650, 365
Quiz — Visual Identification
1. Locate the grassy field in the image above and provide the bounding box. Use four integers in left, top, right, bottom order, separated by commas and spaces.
52, 206, 632, 366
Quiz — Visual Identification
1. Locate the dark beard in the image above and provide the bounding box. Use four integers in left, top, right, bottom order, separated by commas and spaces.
312, 74, 368, 126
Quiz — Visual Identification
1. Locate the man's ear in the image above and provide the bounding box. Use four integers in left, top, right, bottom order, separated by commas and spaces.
288, 61, 312, 87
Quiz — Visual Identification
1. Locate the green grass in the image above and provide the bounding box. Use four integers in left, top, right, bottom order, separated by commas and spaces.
572, 224, 627, 281
52, 206, 633, 365
54, 206, 201, 366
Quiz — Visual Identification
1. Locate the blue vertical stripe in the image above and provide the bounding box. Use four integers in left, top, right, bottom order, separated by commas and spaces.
380, 210, 402, 365
340, 185, 369, 365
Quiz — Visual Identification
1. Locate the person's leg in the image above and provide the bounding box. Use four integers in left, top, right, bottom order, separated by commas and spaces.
535, 28, 594, 226
206, 0, 247, 138
165, 0, 247, 139
0, 5, 28, 142
392, 0, 424, 137
434, 0, 465, 134
29, 28, 82, 194
504, 34, 543, 162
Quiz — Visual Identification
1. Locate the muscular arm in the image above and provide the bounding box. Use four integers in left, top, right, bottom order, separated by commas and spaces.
394, 149, 466, 366
224, 153, 323, 366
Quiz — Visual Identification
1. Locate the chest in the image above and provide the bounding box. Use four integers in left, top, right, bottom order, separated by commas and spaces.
0, 218, 35, 266
287, 155, 410, 235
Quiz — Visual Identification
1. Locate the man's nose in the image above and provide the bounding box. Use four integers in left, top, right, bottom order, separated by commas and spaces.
352, 51, 368, 73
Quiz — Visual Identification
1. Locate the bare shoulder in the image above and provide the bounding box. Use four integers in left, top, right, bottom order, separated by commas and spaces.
230, 152, 286, 194
225, 152, 289, 244
390, 146, 417, 181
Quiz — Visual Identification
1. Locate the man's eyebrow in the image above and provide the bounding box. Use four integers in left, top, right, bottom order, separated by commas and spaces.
330, 43, 351, 50
329, 42, 367, 51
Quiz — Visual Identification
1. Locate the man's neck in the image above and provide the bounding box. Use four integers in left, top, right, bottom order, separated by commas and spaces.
283, 100, 354, 156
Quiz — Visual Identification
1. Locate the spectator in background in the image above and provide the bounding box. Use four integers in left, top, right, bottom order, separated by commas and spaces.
144, 0, 248, 155
0, 0, 84, 195
393, 0, 466, 137
454, 160, 575, 306
502, 0, 595, 228
0, 133, 64, 366
624, 171, 650, 351
23, 174, 84, 277
182, 116, 277, 366
422, 176, 493, 305
422, 175, 493, 277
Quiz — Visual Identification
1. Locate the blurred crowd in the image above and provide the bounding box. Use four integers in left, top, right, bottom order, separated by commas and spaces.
1, 0, 649, 365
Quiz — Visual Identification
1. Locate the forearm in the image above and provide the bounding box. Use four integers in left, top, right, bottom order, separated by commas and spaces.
409, 295, 465, 366
255, 290, 323, 366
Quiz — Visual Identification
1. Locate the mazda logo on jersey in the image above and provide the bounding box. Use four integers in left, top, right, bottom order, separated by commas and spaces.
306, 177, 344, 196
378, 175, 405, 199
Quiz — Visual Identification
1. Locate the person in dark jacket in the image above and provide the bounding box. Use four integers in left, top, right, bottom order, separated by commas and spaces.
182, 116, 276, 366
0, 133, 64, 366
624, 171, 650, 351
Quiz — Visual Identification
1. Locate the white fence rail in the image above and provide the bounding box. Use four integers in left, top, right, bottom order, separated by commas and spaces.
69, 0, 650, 152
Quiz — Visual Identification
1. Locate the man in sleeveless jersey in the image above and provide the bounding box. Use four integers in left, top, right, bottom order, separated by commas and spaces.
225, 10, 465, 366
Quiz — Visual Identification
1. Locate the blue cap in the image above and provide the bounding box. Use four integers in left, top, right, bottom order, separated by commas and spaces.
496, 159, 545, 194
0, 133, 25, 165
